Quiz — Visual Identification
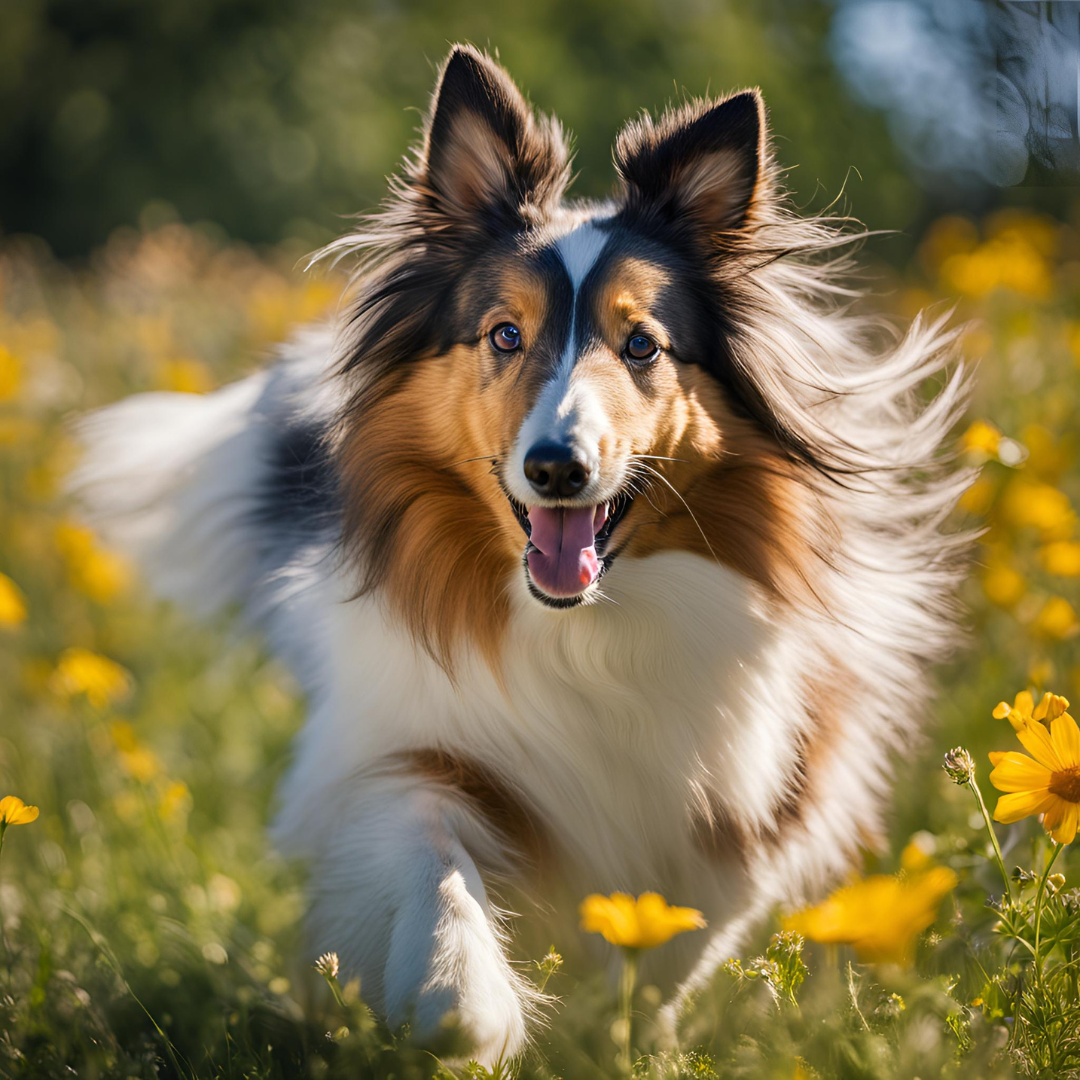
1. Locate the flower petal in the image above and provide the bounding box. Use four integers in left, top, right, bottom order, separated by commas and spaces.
993, 789, 1057, 824
1017, 721, 1066, 771
1048, 801, 1079, 845
0, 795, 38, 826
1050, 713, 1080, 769
989, 752, 1053, 793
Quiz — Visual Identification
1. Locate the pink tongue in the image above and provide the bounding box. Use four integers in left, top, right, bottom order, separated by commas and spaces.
527, 505, 607, 598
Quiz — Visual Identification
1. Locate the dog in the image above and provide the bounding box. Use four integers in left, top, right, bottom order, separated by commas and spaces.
73, 45, 970, 1065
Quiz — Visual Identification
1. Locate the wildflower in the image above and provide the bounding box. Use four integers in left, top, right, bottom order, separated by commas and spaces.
158, 780, 190, 821
1041, 541, 1080, 577
989, 709, 1080, 844
999, 479, 1076, 540
783, 867, 958, 965
581, 892, 705, 1070
960, 420, 1001, 459
158, 358, 214, 395
1020, 424, 1072, 482
1032, 596, 1080, 640
0, 573, 28, 628
958, 475, 994, 516
981, 553, 1025, 608
50, 647, 133, 708
993, 690, 1070, 731
109, 720, 161, 783
0, 346, 20, 401
314, 952, 340, 979
54, 523, 131, 604
943, 747, 975, 784
580, 892, 706, 950
0, 796, 40, 828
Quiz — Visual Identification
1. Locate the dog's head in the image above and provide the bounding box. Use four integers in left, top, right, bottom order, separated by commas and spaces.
334, 46, 826, 661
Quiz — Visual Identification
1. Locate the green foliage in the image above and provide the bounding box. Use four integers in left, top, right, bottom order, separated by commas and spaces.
0, 0, 922, 257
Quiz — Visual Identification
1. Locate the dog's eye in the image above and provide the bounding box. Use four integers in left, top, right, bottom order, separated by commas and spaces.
490, 324, 522, 353
625, 333, 659, 364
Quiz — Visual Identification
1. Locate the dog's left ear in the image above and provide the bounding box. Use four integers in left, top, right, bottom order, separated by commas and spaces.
614, 91, 766, 241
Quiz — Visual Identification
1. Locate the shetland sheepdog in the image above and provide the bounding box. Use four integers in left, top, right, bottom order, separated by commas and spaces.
73, 45, 970, 1064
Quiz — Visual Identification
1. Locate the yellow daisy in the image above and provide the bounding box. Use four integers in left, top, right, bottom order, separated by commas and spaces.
0, 795, 40, 828
579, 892, 706, 950
49, 647, 133, 709
0, 573, 28, 628
989, 711, 1080, 844
783, 867, 957, 966
993, 690, 1070, 731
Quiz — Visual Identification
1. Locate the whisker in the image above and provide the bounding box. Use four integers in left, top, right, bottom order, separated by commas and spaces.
628, 454, 690, 464
635, 462, 721, 567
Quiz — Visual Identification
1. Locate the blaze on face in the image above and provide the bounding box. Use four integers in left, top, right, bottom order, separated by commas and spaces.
337, 46, 813, 662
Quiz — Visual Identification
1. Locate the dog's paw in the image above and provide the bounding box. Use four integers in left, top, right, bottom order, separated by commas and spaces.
383, 868, 529, 1065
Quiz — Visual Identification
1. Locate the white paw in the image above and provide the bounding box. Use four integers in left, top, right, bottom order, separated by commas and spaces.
384, 868, 529, 1066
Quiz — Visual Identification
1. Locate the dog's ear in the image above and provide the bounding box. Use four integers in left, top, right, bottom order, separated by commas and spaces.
615, 91, 766, 242
420, 45, 570, 234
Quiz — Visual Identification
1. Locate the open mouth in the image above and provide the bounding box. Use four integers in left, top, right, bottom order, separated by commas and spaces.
506, 491, 634, 607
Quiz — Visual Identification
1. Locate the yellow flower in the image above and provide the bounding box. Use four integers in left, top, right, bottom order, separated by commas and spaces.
989, 710, 1080, 844
579, 892, 706, 950
958, 474, 995, 516
0, 795, 40, 828
1021, 424, 1072, 483
993, 690, 1070, 731
0, 346, 21, 402
960, 420, 1001, 459
158, 358, 214, 395
50, 647, 133, 709
0, 572, 28, 628
900, 838, 934, 872
1041, 541, 1080, 577
158, 780, 191, 821
55, 522, 131, 604
1032, 596, 1080, 640
981, 559, 1025, 608
109, 720, 161, 783
999, 479, 1076, 540
783, 867, 958, 965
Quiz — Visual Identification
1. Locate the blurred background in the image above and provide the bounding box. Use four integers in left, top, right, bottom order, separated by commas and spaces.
2, 1, 1080, 1077
4, 0, 1076, 260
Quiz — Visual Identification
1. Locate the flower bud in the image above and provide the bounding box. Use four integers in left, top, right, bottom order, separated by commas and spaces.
943, 747, 975, 784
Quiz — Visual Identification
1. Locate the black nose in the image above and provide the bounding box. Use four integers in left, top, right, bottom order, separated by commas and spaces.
523, 443, 591, 498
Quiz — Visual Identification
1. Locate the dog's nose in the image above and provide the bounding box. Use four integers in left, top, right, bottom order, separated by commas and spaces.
523, 443, 591, 499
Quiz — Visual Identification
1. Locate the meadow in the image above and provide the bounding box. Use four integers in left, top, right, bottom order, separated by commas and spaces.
1, 207, 1080, 1079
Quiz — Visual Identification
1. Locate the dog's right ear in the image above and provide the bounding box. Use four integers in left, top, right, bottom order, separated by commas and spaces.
418, 46, 570, 235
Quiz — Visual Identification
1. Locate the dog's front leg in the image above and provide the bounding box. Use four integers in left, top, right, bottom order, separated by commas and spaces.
306, 776, 530, 1065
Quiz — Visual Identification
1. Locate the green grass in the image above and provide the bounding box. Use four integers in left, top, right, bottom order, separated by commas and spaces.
1, 211, 1079, 1078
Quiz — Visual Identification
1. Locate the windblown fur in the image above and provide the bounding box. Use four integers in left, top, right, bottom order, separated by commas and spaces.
72, 45, 970, 1065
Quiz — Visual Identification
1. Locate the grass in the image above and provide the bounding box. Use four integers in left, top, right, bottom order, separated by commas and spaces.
1, 209, 1079, 1078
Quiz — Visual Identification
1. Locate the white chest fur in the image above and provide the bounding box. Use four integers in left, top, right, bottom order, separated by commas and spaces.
279, 551, 806, 905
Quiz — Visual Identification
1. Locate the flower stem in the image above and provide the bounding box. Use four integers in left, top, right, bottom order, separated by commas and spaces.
618, 948, 638, 1073
967, 776, 1013, 902
1033, 841, 1064, 987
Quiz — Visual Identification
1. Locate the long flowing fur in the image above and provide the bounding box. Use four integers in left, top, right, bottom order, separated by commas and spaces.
71, 47, 971, 1065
